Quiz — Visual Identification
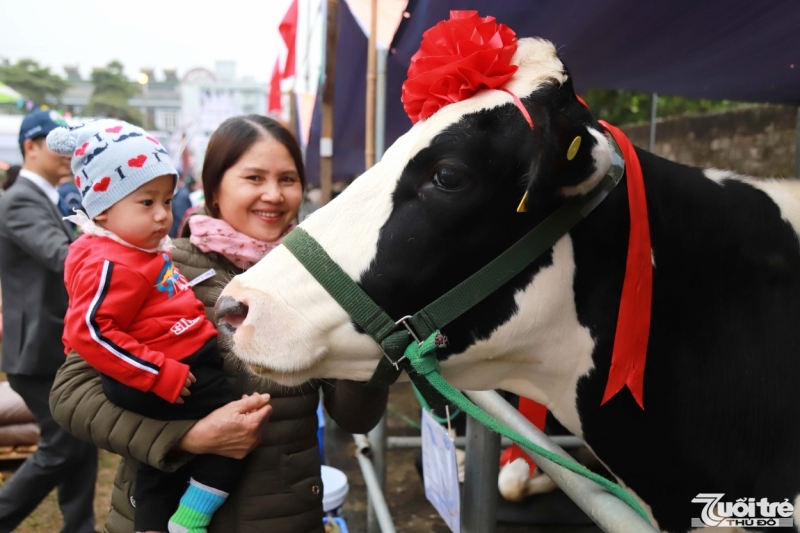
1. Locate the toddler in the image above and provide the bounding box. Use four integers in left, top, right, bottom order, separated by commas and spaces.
49, 119, 248, 533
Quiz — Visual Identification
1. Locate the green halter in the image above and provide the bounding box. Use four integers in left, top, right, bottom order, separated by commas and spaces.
280, 134, 652, 522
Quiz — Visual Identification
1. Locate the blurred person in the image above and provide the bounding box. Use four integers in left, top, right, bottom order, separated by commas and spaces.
169, 174, 193, 238
0, 110, 97, 533
58, 173, 84, 216
2, 165, 21, 191
58, 174, 84, 234
50, 115, 388, 533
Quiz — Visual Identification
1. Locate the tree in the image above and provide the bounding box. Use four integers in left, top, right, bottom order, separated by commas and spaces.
0, 58, 70, 106
83, 60, 141, 125
582, 89, 744, 125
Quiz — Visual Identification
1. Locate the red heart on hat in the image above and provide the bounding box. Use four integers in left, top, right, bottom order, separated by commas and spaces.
128, 154, 147, 168
146, 136, 159, 144
74, 142, 89, 156
75, 175, 81, 188
93, 176, 111, 192
105, 126, 123, 133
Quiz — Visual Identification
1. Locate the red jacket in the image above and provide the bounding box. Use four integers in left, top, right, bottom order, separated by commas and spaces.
64, 235, 217, 403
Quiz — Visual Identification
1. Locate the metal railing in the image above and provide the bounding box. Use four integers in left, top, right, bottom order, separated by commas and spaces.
351, 390, 658, 533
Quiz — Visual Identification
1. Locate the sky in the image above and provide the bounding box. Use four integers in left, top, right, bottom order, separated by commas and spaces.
0, 0, 324, 92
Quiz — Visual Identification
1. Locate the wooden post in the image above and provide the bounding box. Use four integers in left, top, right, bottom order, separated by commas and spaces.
365, 0, 378, 170
320, 0, 339, 205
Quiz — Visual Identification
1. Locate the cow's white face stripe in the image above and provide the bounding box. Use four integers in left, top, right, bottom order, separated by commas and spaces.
703, 168, 800, 236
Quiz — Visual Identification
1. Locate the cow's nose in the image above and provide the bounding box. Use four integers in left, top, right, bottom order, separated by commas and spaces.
215, 295, 249, 335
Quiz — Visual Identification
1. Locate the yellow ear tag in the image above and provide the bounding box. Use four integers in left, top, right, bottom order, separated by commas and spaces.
516, 190, 529, 213
567, 136, 582, 161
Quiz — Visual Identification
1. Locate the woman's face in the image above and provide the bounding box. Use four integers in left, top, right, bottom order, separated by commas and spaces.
215, 135, 303, 242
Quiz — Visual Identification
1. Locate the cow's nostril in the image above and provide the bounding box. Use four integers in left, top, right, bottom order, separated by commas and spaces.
215, 296, 249, 334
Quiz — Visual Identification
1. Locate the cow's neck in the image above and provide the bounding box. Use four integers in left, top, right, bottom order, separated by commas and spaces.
438, 147, 686, 439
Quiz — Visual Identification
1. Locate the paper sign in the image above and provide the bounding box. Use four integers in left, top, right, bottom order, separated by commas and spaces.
421, 409, 461, 533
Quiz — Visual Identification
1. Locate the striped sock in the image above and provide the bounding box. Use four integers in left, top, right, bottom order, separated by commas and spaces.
167, 478, 228, 533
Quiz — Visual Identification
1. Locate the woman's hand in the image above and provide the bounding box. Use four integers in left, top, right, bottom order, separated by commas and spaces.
175, 393, 272, 459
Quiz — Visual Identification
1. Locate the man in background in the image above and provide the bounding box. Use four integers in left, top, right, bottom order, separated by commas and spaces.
0, 110, 97, 533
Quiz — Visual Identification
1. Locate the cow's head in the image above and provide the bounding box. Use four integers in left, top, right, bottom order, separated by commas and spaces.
217, 38, 612, 402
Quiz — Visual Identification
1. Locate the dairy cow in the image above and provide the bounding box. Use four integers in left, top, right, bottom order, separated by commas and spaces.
215, 37, 800, 532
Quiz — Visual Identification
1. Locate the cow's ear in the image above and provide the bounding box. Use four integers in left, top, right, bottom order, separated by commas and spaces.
523, 85, 612, 213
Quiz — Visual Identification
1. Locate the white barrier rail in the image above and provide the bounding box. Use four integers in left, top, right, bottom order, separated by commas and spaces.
464, 390, 658, 533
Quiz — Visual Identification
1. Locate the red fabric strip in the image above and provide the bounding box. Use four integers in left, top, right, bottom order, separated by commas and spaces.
597, 120, 653, 410
499, 397, 547, 476
501, 88, 534, 130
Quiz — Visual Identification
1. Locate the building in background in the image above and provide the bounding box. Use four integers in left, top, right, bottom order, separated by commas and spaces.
179, 61, 268, 175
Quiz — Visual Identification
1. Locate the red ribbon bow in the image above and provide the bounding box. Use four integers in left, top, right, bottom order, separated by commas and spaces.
402, 10, 519, 124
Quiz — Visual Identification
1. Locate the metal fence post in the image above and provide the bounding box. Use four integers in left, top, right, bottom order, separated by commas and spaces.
649, 92, 658, 153
461, 414, 500, 533
367, 414, 387, 533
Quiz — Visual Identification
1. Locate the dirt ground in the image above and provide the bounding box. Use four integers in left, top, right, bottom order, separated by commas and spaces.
0, 381, 602, 532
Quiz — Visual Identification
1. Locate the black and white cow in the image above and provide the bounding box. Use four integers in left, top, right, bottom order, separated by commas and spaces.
216, 38, 800, 532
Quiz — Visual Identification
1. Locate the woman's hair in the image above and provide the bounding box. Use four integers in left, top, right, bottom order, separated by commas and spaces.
201, 115, 306, 219
2, 165, 21, 191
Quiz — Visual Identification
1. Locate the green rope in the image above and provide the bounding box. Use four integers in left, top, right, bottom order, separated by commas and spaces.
411, 384, 462, 425
387, 406, 422, 430
405, 331, 652, 524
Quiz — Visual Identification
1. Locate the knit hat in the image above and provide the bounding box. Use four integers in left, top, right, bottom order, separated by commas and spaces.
46, 119, 177, 219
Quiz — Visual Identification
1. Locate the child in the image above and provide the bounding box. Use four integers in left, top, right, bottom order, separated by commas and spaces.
49, 120, 249, 533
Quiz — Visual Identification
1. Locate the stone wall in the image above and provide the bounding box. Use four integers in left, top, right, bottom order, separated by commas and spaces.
621, 105, 798, 177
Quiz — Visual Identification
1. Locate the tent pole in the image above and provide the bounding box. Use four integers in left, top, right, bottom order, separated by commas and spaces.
365, 0, 378, 170
375, 48, 387, 162
649, 92, 658, 153
320, 0, 339, 205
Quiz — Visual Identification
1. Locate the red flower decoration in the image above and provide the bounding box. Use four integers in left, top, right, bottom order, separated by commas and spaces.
401, 10, 518, 124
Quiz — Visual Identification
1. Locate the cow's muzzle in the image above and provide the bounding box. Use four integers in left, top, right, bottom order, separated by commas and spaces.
215, 295, 249, 336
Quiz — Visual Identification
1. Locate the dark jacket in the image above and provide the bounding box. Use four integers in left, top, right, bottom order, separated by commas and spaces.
0, 177, 73, 376
51, 235, 388, 533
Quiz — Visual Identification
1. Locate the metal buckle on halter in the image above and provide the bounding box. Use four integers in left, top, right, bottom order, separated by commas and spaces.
377, 315, 422, 371
395, 315, 423, 345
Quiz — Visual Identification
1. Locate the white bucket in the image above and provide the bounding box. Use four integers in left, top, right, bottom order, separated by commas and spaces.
321, 465, 349, 513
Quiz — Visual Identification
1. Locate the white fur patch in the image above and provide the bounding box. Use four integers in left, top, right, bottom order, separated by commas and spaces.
435, 236, 594, 438
703, 168, 800, 236
560, 128, 613, 196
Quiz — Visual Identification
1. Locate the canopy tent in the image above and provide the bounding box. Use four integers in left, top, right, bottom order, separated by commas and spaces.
306, 0, 800, 185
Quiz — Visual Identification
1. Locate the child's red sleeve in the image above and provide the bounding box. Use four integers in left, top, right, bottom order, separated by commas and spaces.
64, 260, 189, 403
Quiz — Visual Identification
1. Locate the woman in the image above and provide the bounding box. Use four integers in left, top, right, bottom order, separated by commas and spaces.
50, 115, 388, 533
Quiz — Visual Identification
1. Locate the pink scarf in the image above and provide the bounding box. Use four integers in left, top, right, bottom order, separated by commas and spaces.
188, 215, 295, 270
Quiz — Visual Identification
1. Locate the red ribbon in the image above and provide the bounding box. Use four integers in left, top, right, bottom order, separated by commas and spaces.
598, 120, 653, 410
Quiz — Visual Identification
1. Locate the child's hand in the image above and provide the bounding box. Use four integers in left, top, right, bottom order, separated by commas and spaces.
175, 372, 197, 404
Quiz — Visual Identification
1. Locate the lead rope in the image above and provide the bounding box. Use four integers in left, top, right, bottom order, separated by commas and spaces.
406, 329, 652, 523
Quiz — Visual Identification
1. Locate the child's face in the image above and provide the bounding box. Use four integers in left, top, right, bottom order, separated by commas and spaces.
95, 174, 175, 249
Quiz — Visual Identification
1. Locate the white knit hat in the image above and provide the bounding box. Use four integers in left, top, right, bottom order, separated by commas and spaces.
47, 119, 178, 218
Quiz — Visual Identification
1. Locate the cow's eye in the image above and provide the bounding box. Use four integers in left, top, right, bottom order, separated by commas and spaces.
432, 167, 470, 191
